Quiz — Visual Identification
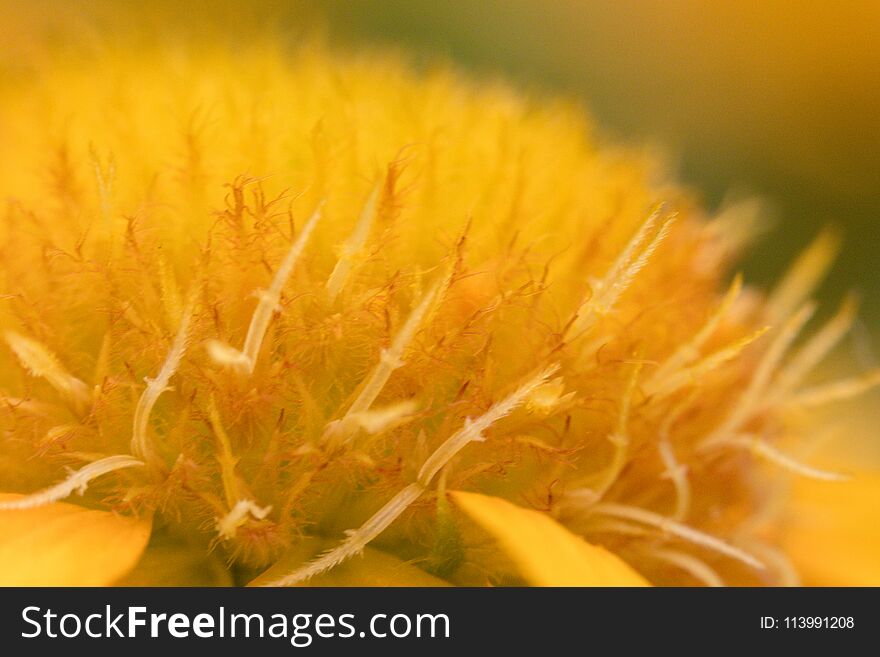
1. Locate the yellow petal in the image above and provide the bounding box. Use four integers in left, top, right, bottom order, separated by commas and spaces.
0, 494, 151, 586
783, 472, 880, 586
451, 491, 649, 586
249, 538, 450, 587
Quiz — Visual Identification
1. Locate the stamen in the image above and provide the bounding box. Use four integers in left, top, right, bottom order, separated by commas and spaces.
786, 369, 880, 407
587, 361, 641, 498
208, 395, 243, 508
258, 484, 422, 586
718, 435, 849, 481
207, 204, 321, 374
658, 439, 691, 521
771, 294, 858, 401
644, 326, 769, 399
131, 294, 195, 461
567, 205, 675, 339
323, 400, 420, 445
216, 499, 273, 540
647, 548, 724, 587
653, 391, 697, 521
0, 396, 53, 418
321, 280, 442, 447
763, 229, 839, 326
157, 254, 183, 328
525, 377, 575, 415
703, 198, 765, 257
325, 184, 379, 303
740, 540, 800, 586
647, 273, 743, 389
205, 339, 252, 370
4, 331, 91, 410
0, 455, 144, 510
702, 303, 815, 448
580, 518, 652, 537
586, 502, 764, 570
89, 145, 116, 224
347, 398, 419, 435
417, 364, 560, 486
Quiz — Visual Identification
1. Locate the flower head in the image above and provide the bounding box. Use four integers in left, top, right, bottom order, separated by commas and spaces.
0, 10, 876, 587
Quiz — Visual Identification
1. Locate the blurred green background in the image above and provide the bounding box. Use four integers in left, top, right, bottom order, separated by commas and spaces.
311, 0, 879, 338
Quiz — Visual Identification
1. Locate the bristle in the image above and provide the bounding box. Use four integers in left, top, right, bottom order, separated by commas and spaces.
0, 455, 144, 510
741, 540, 801, 587
4, 331, 91, 410
701, 303, 815, 448
785, 369, 880, 407
207, 395, 243, 509
658, 439, 691, 522
417, 364, 560, 486
716, 435, 849, 481
771, 294, 858, 401
645, 326, 769, 399
88, 145, 116, 224
647, 547, 725, 587
241, 205, 322, 368
648, 273, 743, 387
207, 204, 321, 375
322, 279, 443, 447
131, 294, 195, 462
584, 361, 641, 498
764, 229, 839, 325
568, 206, 674, 340
157, 254, 183, 329
704, 198, 767, 257
586, 502, 764, 570
348, 398, 420, 435
325, 185, 380, 303
259, 484, 422, 586
216, 499, 272, 541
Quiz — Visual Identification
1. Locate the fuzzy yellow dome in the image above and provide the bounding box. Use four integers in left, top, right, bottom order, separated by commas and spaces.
1, 17, 872, 587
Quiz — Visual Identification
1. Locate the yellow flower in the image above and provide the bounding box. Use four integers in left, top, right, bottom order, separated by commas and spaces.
1, 7, 877, 587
